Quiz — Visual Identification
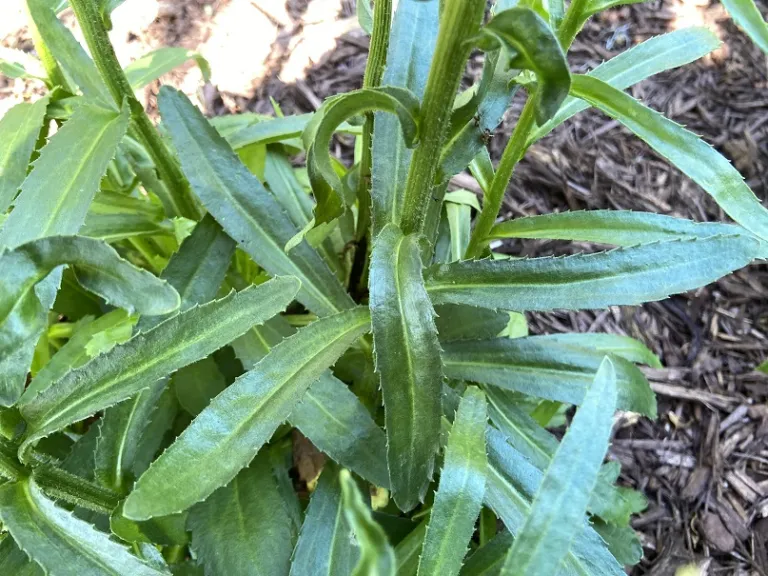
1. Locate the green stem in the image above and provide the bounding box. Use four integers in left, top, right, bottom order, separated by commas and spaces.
465, 97, 536, 258
399, 0, 487, 236
556, 0, 590, 50
67, 0, 201, 220
32, 463, 121, 515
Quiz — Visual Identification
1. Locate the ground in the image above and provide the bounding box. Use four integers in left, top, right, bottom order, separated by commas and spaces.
2, 0, 768, 573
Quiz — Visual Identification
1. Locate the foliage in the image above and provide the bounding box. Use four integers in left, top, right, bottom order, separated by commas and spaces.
0, 0, 766, 574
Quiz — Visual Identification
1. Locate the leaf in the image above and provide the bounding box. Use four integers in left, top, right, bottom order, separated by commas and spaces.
499, 358, 617, 576
264, 150, 315, 229
305, 87, 420, 225
290, 461, 359, 576
370, 224, 443, 511
110, 502, 188, 546
357, 0, 374, 34
487, 210, 752, 248
442, 337, 656, 417
340, 469, 396, 576
188, 450, 294, 576
124, 307, 371, 520
124, 47, 210, 89
722, 0, 768, 53
80, 213, 174, 242
758, 359, 768, 374
290, 373, 390, 488
158, 86, 354, 316
223, 113, 311, 150
570, 75, 768, 241
425, 235, 760, 311
371, 0, 440, 233
534, 333, 661, 368
18, 277, 300, 455
529, 27, 721, 143
417, 387, 487, 576
0, 102, 130, 249
479, 8, 570, 124
0, 536, 42, 576
459, 530, 514, 576
394, 521, 428, 576
434, 304, 510, 342
591, 520, 644, 566
0, 97, 49, 214
589, 461, 648, 526
446, 202, 471, 262
0, 48, 46, 81
0, 477, 167, 576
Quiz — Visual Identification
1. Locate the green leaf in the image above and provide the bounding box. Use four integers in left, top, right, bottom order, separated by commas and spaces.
305, 87, 420, 225
18, 277, 300, 455
0, 477, 167, 576
418, 387, 487, 576
158, 86, 353, 316
188, 450, 294, 576
589, 461, 648, 526
124, 47, 210, 89
290, 461, 359, 576
446, 202, 472, 262
425, 235, 760, 311
460, 530, 513, 576
499, 358, 617, 576
0, 102, 130, 248
110, 502, 188, 546
394, 521, 428, 576
0, 536, 42, 576
534, 333, 661, 368
264, 150, 315, 229
442, 337, 656, 417
758, 359, 768, 374
370, 224, 443, 511
487, 210, 752, 248
371, 0, 439, 233
591, 520, 644, 566
722, 0, 768, 53
80, 213, 174, 242
124, 307, 371, 520
479, 8, 570, 124
0, 49, 46, 82
340, 469, 396, 576
570, 74, 768, 241
290, 373, 390, 488
529, 27, 721, 143
434, 304, 510, 342
357, 0, 374, 34
0, 97, 49, 214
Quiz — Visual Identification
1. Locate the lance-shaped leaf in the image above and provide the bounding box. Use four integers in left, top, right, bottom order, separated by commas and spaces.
124, 307, 371, 520
0, 477, 167, 576
529, 27, 721, 143
460, 530, 513, 576
291, 373, 390, 488
534, 333, 661, 368
18, 277, 300, 455
499, 358, 617, 576
395, 521, 428, 576
0, 536, 42, 576
722, 0, 768, 53
425, 235, 760, 312
188, 451, 294, 576
570, 75, 768, 241
478, 8, 570, 124
305, 87, 420, 224
487, 210, 752, 248
370, 224, 443, 511
371, 0, 439, 233
158, 86, 353, 316
417, 387, 487, 576
442, 337, 655, 417
80, 214, 174, 242
290, 461, 359, 576
340, 469, 396, 576
0, 101, 130, 248
0, 97, 49, 214
124, 47, 210, 90
434, 304, 510, 343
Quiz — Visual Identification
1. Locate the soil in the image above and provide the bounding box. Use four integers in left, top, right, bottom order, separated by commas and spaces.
3, 0, 768, 573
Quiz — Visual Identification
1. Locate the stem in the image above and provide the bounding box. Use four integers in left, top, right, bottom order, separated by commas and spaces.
466, 97, 536, 258
32, 463, 121, 515
67, 0, 201, 220
399, 0, 487, 235
556, 0, 590, 50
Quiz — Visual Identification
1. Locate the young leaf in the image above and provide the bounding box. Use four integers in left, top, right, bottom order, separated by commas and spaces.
722, 0, 768, 53
124, 307, 371, 520
442, 337, 656, 417
188, 451, 294, 576
290, 461, 360, 576
479, 8, 570, 124
499, 358, 617, 576
158, 87, 354, 316
340, 469, 396, 576
124, 47, 210, 89
425, 235, 760, 311
371, 0, 440, 233
0, 97, 49, 214
370, 224, 443, 511
570, 75, 768, 241
487, 210, 751, 248
0, 477, 166, 576
417, 387, 487, 576
591, 520, 644, 566
19, 278, 300, 454
529, 27, 721, 143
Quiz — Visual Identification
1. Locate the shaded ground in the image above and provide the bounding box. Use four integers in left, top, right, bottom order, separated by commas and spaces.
2, 0, 768, 573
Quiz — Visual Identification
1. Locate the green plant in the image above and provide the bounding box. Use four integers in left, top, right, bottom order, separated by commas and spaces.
0, 0, 767, 574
